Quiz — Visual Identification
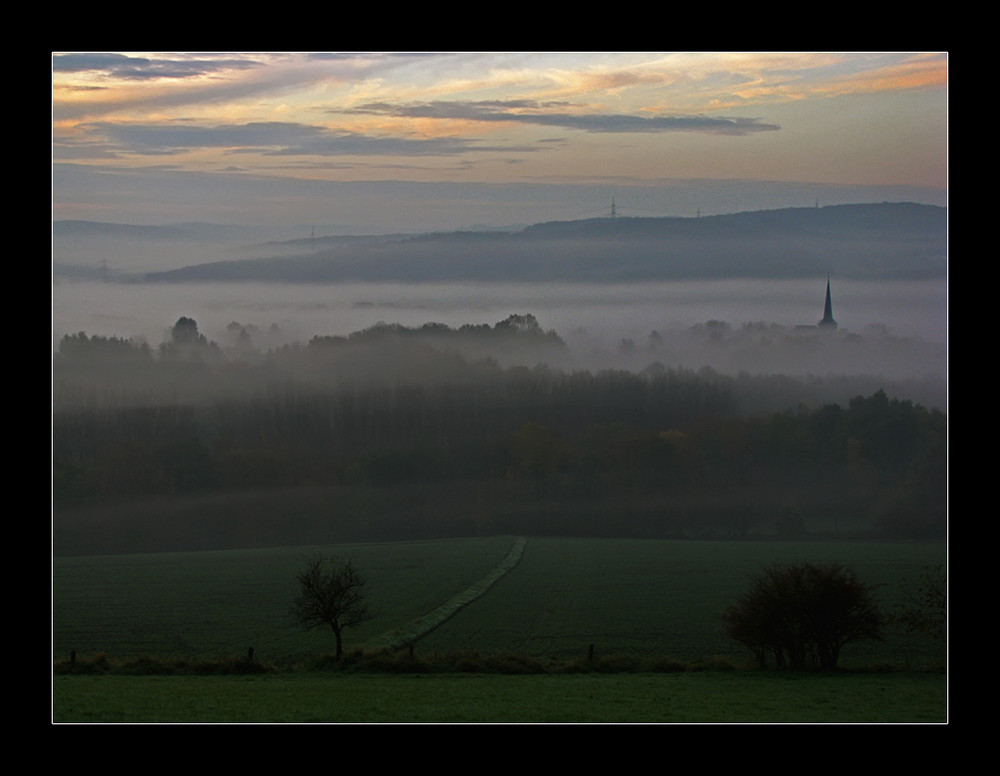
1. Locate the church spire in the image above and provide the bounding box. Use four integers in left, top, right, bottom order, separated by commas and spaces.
818, 274, 837, 329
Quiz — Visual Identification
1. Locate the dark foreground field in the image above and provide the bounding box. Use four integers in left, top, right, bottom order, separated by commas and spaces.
53, 671, 946, 723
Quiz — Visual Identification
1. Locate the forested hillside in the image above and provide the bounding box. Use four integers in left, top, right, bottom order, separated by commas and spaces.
52, 314, 946, 553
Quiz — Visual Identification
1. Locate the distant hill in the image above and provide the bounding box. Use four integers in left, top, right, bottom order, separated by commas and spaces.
55, 220, 195, 241
135, 202, 946, 283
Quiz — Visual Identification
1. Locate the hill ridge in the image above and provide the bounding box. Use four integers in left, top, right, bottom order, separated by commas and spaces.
90, 201, 944, 284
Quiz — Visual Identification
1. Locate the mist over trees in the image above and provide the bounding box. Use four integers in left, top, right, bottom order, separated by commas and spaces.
52, 311, 947, 555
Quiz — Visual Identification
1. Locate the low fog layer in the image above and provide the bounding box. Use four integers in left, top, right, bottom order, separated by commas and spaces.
52, 302, 947, 415
52, 201, 948, 555
52, 202, 947, 410
53, 275, 947, 378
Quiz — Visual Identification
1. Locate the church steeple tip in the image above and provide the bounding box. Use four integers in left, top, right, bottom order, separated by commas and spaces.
818, 274, 837, 329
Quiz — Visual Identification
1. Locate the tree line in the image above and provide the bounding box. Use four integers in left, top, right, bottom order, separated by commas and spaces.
53, 385, 945, 543
53, 315, 946, 543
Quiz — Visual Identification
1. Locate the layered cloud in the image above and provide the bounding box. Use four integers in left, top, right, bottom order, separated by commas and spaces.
52, 52, 264, 80
347, 99, 780, 135
63, 97, 778, 161
62, 120, 538, 159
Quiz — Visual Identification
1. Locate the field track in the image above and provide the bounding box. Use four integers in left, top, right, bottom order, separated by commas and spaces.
365, 537, 527, 652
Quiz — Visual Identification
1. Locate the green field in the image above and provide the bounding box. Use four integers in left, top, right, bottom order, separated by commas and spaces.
53, 537, 517, 664
53, 671, 947, 723
52, 536, 947, 723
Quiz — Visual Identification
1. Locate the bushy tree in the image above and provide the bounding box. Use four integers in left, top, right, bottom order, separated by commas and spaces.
159, 316, 223, 362
723, 562, 884, 670
170, 316, 205, 345
291, 555, 373, 659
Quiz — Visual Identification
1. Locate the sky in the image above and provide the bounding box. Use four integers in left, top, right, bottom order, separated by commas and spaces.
52, 51, 948, 232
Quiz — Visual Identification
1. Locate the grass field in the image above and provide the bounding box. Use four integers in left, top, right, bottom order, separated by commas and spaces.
53, 536, 946, 666
53, 537, 517, 664
414, 537, 946, 667
52, 536, 947, 723
52, 671, 946, 723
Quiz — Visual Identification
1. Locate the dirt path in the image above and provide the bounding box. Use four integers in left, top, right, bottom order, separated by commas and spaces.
366, 537, 527, 652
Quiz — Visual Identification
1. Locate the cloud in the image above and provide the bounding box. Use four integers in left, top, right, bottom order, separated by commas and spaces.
348, 100, 781, 135
52, 52, 263, 80
265, 132, 481, 157
83, 121, 323, 154
70, 120, 523, 158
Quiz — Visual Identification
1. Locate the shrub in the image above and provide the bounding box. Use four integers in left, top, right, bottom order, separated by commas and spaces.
723, 562, 884, 671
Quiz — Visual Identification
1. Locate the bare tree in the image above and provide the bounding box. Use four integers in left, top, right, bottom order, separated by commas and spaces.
291, 555, 373, 659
